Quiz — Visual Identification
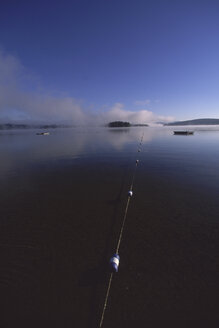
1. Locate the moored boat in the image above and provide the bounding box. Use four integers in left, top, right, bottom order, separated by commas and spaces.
36, 132, 50, 135
173, 131, 194, 135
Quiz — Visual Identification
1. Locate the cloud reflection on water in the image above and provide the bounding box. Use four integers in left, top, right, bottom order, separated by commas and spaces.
2, 126, 219, 179
0, 127, 157, 177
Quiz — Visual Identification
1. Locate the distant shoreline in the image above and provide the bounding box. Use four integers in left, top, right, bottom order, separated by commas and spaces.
0, 123, 71, 130
2, 118, 219, 130
164, 118, 219, 126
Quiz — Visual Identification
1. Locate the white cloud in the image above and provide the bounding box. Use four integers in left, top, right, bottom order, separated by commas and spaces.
0, 50, 174, 125
0, 50, 88, 124
101, 103, 174, 124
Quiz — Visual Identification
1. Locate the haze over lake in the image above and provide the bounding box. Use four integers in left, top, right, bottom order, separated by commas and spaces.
0, 126, 218, 327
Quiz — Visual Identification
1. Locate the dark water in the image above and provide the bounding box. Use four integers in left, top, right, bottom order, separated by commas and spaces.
0, 126, 218, 327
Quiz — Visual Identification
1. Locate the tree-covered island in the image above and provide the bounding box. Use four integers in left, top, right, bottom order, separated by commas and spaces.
107, 121, 148, 127
108, 121, 131, 127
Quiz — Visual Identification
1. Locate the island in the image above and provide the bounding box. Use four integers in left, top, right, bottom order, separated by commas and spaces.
108, 121, 131, 127
107, 121, 148, 127
164, 118, 219, 126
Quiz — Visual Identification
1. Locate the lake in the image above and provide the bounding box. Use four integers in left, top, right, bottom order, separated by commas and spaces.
0, 126, 218, 327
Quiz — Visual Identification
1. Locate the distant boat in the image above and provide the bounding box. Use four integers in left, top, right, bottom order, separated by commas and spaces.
36, 132, 50, 135
173, 131, 194, 135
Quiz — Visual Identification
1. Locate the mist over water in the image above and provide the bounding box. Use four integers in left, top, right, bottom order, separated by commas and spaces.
0, 51, 174, 125
0, 126, 219, 327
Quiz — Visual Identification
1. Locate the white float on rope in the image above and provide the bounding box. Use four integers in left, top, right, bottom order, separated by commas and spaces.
109, 254, 120, 272
128, 190, 133, 197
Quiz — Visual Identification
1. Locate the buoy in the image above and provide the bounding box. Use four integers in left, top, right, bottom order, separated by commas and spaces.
109, 254, 120, 272
128, 190, 133, 197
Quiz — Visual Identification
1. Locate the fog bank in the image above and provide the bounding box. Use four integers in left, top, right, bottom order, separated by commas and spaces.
0, 50, 174, 125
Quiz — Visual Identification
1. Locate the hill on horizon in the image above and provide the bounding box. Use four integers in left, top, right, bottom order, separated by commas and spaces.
164, 118, 219, 126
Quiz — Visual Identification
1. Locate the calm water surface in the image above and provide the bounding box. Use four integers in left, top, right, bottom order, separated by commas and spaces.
0, 127, 218, 327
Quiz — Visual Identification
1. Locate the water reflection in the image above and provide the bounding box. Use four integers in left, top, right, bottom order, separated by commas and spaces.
0, 127, 155, 175
1, 126, 219, 179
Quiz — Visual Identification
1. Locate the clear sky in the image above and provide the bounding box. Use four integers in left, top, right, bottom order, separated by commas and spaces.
0, 0, 219, 124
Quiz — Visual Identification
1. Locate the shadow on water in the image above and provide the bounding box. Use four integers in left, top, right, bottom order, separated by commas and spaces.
78, 166, 128, 328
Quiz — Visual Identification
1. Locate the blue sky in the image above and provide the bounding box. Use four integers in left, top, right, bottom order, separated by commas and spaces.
0, 0, 219, 123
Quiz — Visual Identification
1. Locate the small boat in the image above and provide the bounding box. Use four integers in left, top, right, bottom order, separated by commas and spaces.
36, 132, 50, 135
173, 131, 194, 135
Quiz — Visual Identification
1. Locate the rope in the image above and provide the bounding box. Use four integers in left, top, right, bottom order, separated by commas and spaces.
116, 131, 144, 255
99, 130, 145, 328
99, 273, 113, 327
115, 195, 131, 254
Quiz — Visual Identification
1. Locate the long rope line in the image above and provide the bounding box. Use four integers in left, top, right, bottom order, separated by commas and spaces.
99, 273, 113, 327
99, 130, 145, 328
116, 131, 144, 255
115, 175, 132, 254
